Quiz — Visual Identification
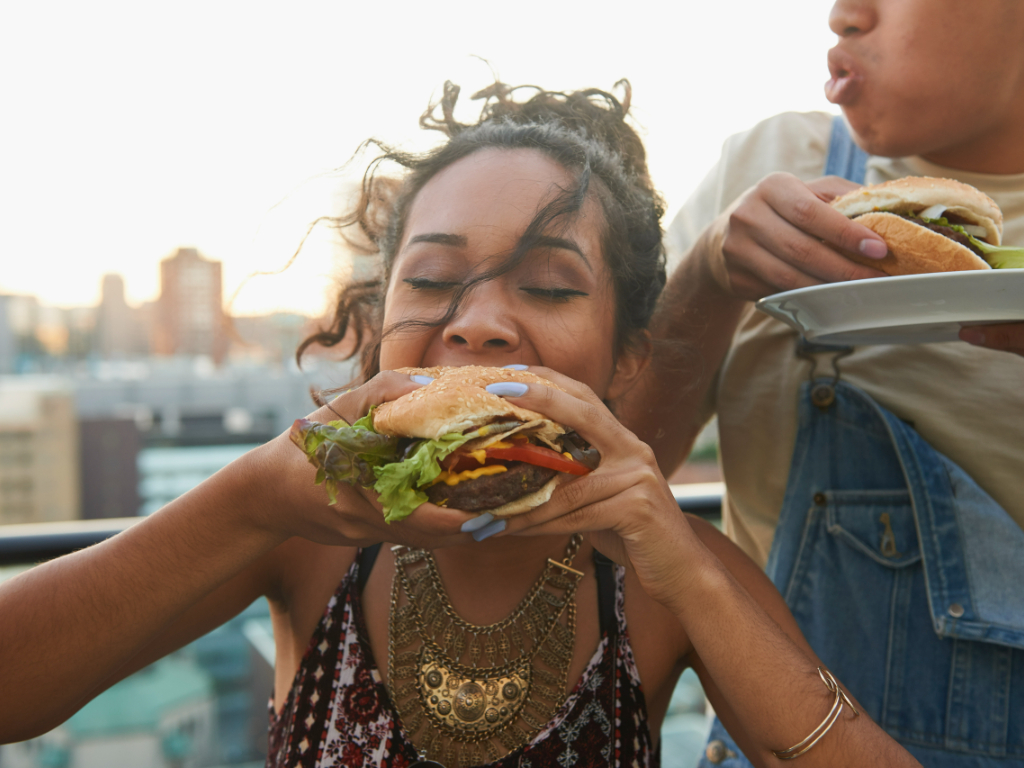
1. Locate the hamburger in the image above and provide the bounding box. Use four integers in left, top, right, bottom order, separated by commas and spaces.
290, 366, 599, 523
831, 177, 1024, 274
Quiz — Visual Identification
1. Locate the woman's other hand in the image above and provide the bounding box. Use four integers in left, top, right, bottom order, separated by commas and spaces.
250, 370, 475, 550
960, 323, 1024, 357
704, 173, 888, 300
491, 367, 705, 611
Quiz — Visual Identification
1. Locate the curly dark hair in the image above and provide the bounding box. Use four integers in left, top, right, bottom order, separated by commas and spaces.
297, 80, 667, 383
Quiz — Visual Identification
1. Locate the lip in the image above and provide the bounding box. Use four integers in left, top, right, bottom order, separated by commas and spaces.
825, 46, 864, 105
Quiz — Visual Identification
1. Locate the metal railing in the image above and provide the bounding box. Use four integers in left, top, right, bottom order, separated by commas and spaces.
0, 483, 722, 567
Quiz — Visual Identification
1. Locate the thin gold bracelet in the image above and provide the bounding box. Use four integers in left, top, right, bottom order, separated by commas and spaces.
772, 668, 859, 760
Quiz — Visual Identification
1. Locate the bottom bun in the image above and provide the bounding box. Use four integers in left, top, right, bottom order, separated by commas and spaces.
848, 212, 990, 275
484, 476, 560, 518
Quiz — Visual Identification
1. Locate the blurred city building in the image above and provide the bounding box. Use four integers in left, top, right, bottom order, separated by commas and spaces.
96, 273, 152, 358
229, 312, 309, 369
154, 248, 227, 364
74, 356, 353, 518
0, 377, 80, 525
0, 376, 83, 524
79, 417, 142, 519
2, 656, 217, 768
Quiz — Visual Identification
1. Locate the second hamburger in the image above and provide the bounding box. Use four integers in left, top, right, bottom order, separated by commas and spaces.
831, 177, 1024, 274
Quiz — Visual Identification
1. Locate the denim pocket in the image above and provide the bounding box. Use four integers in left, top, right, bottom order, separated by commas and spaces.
824, 490, 920, 569
779, 489, 924, 737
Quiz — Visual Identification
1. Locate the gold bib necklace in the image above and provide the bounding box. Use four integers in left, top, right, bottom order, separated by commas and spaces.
388, 535, 584, 767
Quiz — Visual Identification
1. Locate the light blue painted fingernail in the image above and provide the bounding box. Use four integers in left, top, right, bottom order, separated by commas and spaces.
411, 375, 434, 385
459, 512, 495, 533
485, 382, 528, 397
472, 519, 507, 542
503, 364, 529, 370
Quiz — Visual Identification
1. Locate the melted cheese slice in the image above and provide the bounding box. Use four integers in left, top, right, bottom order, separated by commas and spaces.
430, 464, 508, 487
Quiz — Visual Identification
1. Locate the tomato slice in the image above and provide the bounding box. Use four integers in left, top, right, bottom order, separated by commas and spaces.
441, 442, 593, 475
485, 444, 591, 475
440, 452, 487, 473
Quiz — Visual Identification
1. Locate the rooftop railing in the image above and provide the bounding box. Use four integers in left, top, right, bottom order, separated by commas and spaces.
0, 483, 723, 566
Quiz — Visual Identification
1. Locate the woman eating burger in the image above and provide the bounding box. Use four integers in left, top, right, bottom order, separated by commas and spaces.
0, 81, 922, 767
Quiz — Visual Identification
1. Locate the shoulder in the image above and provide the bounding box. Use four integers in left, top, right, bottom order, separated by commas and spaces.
665, 111, 835, 265
711, 111, 836, 196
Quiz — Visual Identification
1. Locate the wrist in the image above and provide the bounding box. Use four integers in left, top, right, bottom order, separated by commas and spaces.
226, 436, 306, 544
661, 544, 734, 618
687, 222, 744, 305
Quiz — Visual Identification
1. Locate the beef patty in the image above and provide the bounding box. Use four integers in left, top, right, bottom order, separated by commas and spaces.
897, 214, 985, 256
426, 461, 558, 512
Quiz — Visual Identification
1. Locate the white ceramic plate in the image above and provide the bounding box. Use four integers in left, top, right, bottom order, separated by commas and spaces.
755, 270, 1024, 345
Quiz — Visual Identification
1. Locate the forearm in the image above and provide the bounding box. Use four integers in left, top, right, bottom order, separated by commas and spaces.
620, 227, 746, 473
0, 444, 288, 742
672, 552, 918, 767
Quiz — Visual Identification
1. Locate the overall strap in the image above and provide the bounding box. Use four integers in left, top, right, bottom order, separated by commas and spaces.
593, 549, 618, 638
823, 114, 869, 183
792, 115, 867, 366
356, 543, 383, 594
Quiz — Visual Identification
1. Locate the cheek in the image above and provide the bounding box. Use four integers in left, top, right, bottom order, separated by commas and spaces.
377, 286, 435, 372
540, 286, 619, 393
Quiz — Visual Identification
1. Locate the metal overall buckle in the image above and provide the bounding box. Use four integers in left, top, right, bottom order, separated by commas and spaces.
796, 337, 853, 410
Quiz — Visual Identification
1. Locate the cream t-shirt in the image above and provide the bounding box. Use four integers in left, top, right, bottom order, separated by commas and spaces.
666, 111, 1024, 568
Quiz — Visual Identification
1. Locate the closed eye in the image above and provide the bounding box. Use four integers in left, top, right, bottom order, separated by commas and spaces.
521, 287, 589, 302
403, 277, 460, 291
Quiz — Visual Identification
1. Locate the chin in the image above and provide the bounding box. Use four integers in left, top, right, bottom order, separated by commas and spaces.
844, 100, 987, 161
844, 111, 929, 159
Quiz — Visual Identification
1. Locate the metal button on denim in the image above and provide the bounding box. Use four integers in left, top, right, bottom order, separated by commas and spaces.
949, 603, 965, 618
813, 492, 826, 505
811, 383, 836, 408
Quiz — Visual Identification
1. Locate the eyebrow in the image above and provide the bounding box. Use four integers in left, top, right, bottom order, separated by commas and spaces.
530, 235, 591, 271
406, 232, 591, 272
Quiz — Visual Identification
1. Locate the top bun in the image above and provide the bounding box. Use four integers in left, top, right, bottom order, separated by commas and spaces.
373, 366, 563, 440
831, 176, 1003, 245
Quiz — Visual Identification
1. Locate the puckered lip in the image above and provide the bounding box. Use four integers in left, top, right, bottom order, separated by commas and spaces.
825, 45, 865, 105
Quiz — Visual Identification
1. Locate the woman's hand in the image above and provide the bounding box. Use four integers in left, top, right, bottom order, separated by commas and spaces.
703, 173, 888, 300
960, 322, 1024, 357
250, 370, 476, 550
492, 368, 922, 768
493, 367, 708, 612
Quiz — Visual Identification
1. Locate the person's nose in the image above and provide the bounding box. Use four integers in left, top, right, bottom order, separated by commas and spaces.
441, 283, 521, 354
829, 0, 877, 37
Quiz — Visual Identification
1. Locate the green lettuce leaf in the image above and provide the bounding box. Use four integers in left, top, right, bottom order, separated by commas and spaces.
372, 431, 475, 523
966, 238, 1024, 269
915, 215, 1024, 269
289, 412, 399, 504
290, 411, 476, 522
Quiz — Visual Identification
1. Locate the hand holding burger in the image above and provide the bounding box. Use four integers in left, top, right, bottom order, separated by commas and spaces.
291, 366, 599, 522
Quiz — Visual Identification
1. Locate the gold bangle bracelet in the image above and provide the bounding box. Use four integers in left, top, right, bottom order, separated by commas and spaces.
772, 668, 859, 760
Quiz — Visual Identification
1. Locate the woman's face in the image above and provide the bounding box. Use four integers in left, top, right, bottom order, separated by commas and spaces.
379, 147, 643, 401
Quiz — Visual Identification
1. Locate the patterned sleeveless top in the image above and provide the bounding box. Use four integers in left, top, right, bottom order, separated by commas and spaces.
267, 548, 656, 768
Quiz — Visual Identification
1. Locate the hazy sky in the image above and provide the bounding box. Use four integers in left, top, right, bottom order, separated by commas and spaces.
0, 1, 837, 316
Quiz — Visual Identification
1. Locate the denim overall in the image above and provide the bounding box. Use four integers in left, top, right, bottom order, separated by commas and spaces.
697, 117, 1024, 767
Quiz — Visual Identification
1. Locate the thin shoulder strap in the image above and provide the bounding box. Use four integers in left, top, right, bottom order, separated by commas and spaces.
356, 543, 383, 594
593, 549, 618, 638
824, 115, 869, 183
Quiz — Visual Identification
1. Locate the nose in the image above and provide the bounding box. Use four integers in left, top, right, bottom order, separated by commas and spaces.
441, 282, 521, 354
829, 0, 877, 37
